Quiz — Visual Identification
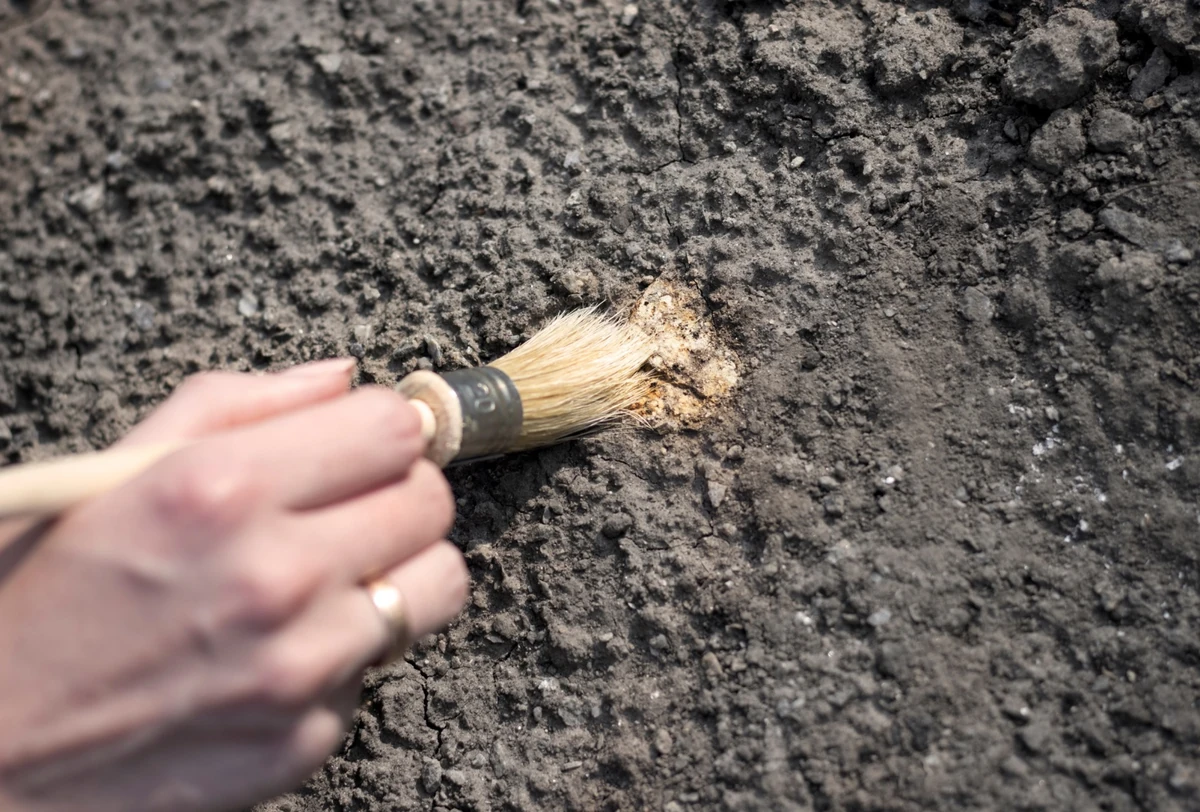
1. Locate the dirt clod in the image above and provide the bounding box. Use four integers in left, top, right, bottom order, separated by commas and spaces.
1004, 8, 1119, 109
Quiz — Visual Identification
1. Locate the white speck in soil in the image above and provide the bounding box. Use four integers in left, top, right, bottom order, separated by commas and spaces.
1163, 241, 1193, 264
68, 183, 105, 215
315, 53, 344, 75
130, 301, 155, 331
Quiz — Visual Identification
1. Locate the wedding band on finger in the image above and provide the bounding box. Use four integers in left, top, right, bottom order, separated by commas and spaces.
366, 579, 412, 666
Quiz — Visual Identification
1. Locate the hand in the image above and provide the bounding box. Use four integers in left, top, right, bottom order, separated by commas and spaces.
0, 360, 469, 812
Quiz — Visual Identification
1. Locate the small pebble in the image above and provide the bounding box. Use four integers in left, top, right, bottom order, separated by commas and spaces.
423, 335, 443, 365
620, 3, 638, 26
69, 183, 105, 215
1087, 108, 1139, 154
654, 728, 674, 755
237, 294, 259, 317
823, 494, 846, 518
420, 758, 443, 794
1059, 208, 1093, 237
315, 53, 344, 75
1130, 47, 1170, 102
1162, 241, 1193, 264
706, 478, 728, 508
130, 301, 155, 331
601, 513, 633, 539
867, 609, 892, 627
961, 286, 994, 322
1018, 721, 1051, 754
1028, 109, 1086, 174
1169, 764, 1198, 792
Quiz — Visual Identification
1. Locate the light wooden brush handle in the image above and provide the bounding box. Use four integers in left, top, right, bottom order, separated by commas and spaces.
0, 442, 187, 519
0, 400, 441, 520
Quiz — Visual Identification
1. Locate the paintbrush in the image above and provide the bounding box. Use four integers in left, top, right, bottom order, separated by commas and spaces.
0, 306, 655, 519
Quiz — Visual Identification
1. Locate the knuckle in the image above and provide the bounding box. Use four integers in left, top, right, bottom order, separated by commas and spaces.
150, 453, 253, 528
226, 557, 317, 629
291, 710, 348, 771
254, 645, 331, 709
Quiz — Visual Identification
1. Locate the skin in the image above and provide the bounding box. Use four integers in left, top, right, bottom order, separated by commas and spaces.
0, 359, 469, 812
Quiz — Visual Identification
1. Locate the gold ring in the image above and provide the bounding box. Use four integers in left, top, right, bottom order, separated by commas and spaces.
366, 579, 411, 666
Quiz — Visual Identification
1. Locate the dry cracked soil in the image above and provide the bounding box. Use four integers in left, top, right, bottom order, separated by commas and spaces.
2, 0, 1199, 810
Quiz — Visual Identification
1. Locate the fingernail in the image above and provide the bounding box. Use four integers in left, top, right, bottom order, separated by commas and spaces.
281, 358, 357, 378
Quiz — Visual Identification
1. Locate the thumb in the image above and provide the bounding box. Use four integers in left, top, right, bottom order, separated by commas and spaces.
118, 358, 357, 447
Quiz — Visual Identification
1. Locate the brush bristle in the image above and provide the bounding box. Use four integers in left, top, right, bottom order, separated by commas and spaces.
488, 306, 654, 450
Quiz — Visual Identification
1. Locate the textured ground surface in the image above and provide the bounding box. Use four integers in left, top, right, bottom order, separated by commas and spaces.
2, 0, 1199, 809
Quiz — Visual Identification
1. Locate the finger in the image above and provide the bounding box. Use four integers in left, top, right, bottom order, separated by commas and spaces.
372, 540, 470, 646
286, 458, 454, 583
244, 589, 391, 712
219, 543, 468, 703
283, 703, 354, 778
0, 518, 47, 584
206, 386, 430, 510
120, 359, 356, 446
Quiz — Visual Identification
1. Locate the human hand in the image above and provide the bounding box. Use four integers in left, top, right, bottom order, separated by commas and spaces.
0, 359, 468, 812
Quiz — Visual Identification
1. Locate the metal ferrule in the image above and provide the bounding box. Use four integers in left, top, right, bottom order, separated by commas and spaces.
440, 367, 523, 461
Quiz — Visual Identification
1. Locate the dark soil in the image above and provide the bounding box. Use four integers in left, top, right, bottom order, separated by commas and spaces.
3, 0, 1200, 810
